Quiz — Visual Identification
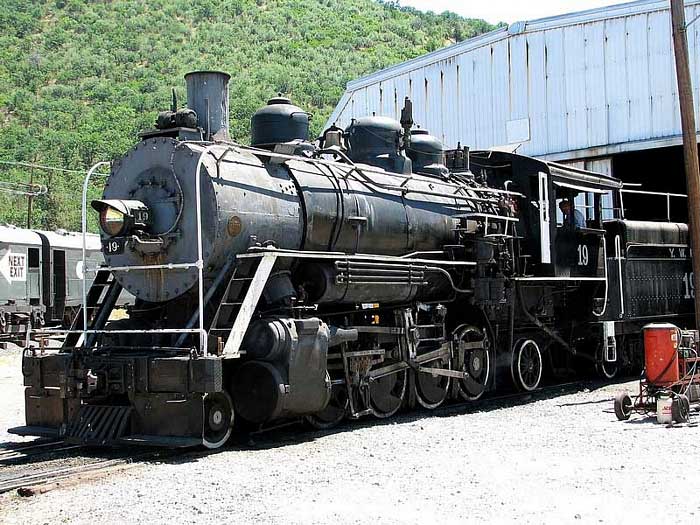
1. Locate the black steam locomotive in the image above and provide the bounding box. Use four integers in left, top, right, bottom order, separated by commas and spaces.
11, 71, 693, 448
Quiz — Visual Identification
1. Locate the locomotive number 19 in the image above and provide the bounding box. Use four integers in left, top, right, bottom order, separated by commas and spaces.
683, 272, 695, 300
577, 244, 589, 267
103, 239, 125, 255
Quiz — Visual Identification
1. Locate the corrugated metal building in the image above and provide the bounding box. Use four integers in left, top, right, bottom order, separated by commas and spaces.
327, 0, 700, 218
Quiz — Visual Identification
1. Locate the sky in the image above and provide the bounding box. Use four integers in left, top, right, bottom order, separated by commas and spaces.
398, 0, 625, 24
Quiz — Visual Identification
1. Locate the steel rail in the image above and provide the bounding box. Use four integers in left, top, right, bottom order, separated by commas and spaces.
0, 443, 81, 463
0, 456, 144, 495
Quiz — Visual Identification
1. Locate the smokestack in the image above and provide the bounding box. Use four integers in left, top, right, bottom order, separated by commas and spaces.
184, 71, 231, 140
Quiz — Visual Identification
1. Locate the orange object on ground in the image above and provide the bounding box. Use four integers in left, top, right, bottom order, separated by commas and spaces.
643, 323, 680, 386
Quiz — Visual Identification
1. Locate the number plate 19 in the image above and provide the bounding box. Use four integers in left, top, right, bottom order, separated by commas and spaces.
103, 238, 125, 255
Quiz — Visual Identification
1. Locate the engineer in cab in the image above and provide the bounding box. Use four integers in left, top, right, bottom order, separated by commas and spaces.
559, 199, 585, 230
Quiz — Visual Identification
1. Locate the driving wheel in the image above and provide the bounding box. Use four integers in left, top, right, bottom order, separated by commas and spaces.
369, 369, 408, 418
305, 380, 349, 430
454, 324, 491, 401
415, 354, 451, 409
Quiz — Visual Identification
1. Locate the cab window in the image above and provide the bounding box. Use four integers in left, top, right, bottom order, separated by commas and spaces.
555, 189, 603, 230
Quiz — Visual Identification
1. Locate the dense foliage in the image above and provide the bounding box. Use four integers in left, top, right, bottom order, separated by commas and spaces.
0, 0, 493, 230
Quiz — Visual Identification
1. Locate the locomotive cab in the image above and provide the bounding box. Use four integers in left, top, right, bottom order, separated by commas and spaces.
540, 165, 617, 280
549, 170, 611, 280
468, 151, 621, 280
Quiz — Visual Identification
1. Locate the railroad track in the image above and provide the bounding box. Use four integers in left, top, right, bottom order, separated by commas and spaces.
0, 458, 128, 495
0, 441, 81, 462
0, 449, 173, 496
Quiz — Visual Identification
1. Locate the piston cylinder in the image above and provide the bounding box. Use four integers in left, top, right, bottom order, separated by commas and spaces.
232, 317, 331, 423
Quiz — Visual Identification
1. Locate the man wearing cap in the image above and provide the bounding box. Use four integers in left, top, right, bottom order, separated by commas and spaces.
559, 199, 585, 229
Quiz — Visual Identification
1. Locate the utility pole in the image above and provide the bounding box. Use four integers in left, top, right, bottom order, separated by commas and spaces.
671, 0, 700, 329
26, 154, 36, 229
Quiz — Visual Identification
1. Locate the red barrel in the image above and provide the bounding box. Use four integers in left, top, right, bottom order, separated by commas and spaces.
643, 323, 680, 385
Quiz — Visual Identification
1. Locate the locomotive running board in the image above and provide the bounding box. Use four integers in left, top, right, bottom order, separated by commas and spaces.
237, 247, 476, 267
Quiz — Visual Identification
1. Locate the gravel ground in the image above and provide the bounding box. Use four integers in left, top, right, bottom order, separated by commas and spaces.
0, 349, 33, 446
1, 349, 699, 524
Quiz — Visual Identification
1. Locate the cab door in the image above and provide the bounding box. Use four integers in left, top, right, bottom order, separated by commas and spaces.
537, 171, 552, 265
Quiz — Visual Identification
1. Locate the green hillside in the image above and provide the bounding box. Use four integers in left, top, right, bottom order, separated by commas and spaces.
0, 0, 494, 230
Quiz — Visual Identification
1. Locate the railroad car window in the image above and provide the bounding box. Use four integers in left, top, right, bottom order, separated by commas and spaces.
53, 250, 67, 314
601, 191, 614, 220
556, 191, 586, 229
28, 247, 41, 304
576, 192, 596, 222
28, 248, 39, 268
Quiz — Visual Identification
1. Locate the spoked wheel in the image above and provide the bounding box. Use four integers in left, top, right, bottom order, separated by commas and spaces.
454, 325, 491, 401
369, 370, 408, 418
202, 392, 234, 449
415, 355, 451, 409
614, 392, 632, 421
305, 381, 349, 430
512, 339, 543, 392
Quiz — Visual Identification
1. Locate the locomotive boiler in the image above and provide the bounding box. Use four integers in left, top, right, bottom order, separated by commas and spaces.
12, 71, 694, 448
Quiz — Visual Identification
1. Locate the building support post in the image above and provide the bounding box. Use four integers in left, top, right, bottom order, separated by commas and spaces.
671, 0, 700, 329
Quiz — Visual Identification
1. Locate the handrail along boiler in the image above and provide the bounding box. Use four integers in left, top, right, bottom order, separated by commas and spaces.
13, 71, 694, 447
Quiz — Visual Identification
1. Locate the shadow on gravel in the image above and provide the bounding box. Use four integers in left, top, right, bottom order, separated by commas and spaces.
217, 377, 637, 453
612, 414, 698, 428
557, 398, 612, 407
0, 376, 639, 469
0, 437, 56, 452
0, 444, 169, 468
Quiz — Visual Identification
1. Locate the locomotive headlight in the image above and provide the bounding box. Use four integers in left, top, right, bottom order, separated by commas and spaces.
91, 199, 150, 237
100, 206, 126, 236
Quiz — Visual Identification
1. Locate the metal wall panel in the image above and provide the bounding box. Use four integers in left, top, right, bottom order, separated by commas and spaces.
604, 16, 629, 145
585, 21, 607, 147
527, 31, 548, 152
457, 52, 476, 147
442, 58, 459, 144
327, 0, 700, 161
626, 13, 652, 141
544, 28, 568, 154
491, 41, 510, 148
